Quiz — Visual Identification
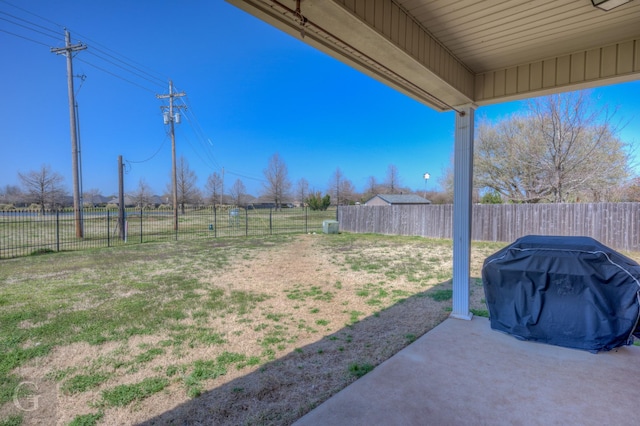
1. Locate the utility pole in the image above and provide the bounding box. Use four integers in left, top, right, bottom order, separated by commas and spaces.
156, 80, 185, 231
118, 155, 126, 241
51, 29, 86, 238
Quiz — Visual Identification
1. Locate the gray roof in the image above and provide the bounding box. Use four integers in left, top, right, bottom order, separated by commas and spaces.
370, 194, 431, 205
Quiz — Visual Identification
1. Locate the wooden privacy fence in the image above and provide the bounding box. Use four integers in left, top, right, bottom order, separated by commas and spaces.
338, 202, 640, 252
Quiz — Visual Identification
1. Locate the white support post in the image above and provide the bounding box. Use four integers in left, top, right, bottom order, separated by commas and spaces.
451, 105, 475, 320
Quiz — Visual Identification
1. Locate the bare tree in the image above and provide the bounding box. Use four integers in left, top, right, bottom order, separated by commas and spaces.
205, 171, 223, 207
339, 178, 357, 205
364, 175, 379, 200
83, 188, 102, 207
0, 184, 23, 206
18, 165, 66, 214
328, 167, 344, 206
475, 92, 631, 203
295, 177, 309, 207
166, 156, 199, 213
623, 177, 640, 202
229, 178, 246, 207
131, 178, 153, 208
384, 164, 401, 194
262, 153, 292, 210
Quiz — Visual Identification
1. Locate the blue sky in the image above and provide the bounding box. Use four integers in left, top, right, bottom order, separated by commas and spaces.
1, 0, 639, 198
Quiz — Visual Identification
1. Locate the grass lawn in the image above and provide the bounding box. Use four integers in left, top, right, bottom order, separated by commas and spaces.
0, 233, 504, 425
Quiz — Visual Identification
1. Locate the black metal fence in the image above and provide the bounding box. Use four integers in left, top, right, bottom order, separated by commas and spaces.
0, 206, 337, 259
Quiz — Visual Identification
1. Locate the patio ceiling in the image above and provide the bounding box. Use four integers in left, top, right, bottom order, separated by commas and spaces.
226, 0, 640, 112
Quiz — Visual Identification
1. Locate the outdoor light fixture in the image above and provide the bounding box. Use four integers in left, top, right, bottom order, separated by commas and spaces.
591, 0, 632, 11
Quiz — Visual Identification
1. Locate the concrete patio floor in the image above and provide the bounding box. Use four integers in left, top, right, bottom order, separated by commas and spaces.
294, 316, 639, 426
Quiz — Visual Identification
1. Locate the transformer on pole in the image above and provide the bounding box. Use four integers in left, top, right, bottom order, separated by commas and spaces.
156, 81, 186, 231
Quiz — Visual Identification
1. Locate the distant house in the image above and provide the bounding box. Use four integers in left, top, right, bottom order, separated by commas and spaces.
364, 194, 431, 206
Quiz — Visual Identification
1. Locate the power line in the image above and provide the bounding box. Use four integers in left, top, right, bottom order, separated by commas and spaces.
85, 50, 165, 89
0, 27, 49, 47
1, 1, 167, 93
88, 46, 166, 87
75, 57, 157, 93
173, 92, 269, 184
226, 169, 267, 183
0, 0, 64, 29
0, 11, 61, 39
70, 30, 168, 85
126, 136, 169, 164
2, 0, 271, 188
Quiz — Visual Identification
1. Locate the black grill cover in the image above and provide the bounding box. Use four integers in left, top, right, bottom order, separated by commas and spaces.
482, 235, 640, 352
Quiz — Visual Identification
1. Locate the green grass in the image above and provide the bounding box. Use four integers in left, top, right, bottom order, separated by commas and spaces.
428, 289, 453, 302
0, 237, 279, 411
284, 285, 334, 302
0, 415, 22, 426
471, 308, 489, 318
0, 232, 513, 424
348, 362, 374, 378
62, 373, 111, 395
134, 348, 165, 364
68, 412, 104, 426
183, 352, 249, 398
100, 377, 169, 407
347, 310, 365, 325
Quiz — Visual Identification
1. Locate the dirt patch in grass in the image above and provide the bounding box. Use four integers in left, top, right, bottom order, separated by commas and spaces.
1, 234, 495, 425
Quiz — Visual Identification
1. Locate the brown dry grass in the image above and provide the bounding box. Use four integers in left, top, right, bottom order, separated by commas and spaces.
2, 233, 495, 426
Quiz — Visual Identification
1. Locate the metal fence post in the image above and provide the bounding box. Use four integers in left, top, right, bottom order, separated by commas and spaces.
245, 207, 249, 237
305, 207, 308, 233
214, 206, 217, 238
56, 210, 60, 252
140, 207, 143, 243
269, 208, 273, 235
107, 210, 110, 247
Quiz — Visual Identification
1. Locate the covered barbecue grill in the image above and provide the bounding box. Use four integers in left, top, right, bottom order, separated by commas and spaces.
482, 235, 640, 352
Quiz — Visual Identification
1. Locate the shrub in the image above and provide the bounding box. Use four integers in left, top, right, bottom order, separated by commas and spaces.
306, 192, 331, 211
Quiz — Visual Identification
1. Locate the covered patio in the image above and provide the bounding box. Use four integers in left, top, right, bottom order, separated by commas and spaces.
295, 316, 640, 425
226, 0, 640, 423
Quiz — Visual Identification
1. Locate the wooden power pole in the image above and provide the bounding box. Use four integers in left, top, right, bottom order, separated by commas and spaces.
51, 29, 86, 238
156, 81, 185, 231
118, 155, 126, 241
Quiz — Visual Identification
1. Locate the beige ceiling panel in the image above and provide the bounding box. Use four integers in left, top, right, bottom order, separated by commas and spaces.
530, 62, 543, 91
476, 38, 640, 105
517, 65, 529, 93
618, 41, 634, 74
585, 49, 601, 81
494, 69, 505, 97
543, 60, 556, 89
556, 55, 571, 87
505, 67, 517, 96
571, 52, 586, 83
601, 45, 617, 77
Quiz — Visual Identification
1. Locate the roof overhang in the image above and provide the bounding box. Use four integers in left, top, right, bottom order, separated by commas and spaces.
227, 0, 640, 112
